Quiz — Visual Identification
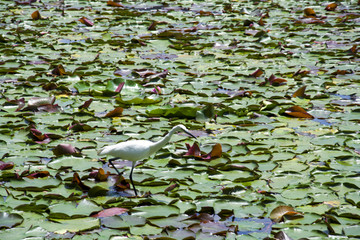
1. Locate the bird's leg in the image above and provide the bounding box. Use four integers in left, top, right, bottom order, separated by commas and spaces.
129, 161, 138, 196
108, 158, 122, 175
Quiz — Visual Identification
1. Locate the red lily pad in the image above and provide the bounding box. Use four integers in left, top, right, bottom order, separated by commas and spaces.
91, 207, 128, 218
270, 205, 303, 222
185, 142, 201, 158
79, 99, 93, 109
105, 107, 123, 118
79, 17, 93, 26
185, 143, 222, 160
250, 68, 264, 78
52, 64, 66, 76
202, 143, 222, 160
268, 74, 287, 86
285, 106, 314, 119
31, 10, 41, 20
325, 3, 337, 11
292, 86, 307, 98
89, 168, 110, 182
0, 162, 14, 170
71, 172, 90, 191
53, 144, 80, 156
25, 171, 50, 179
107, 0, 124, 7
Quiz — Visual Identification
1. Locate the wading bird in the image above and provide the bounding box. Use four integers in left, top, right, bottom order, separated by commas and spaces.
98, 124, 196, 196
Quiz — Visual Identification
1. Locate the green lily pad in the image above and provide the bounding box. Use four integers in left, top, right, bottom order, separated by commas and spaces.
131, 205, 180, 219
0, 212, 24, 229
6, 178, 61, 191
101, 215, 146, 229
43, 217, 100, 234
147, 105, 199, 118
130, 223, 162, 235
343, 225, 360, 237
49, 199, 102, 219
48, 156, 102, 171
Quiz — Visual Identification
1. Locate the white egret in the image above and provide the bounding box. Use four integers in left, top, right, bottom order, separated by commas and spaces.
98, 124, 196, 196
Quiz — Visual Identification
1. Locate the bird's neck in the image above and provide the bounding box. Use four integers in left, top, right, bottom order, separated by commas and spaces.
149, 128, 176, 155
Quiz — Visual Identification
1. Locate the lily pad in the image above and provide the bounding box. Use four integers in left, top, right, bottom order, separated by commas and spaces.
0, 212, 24, 229
132, 205, 180, 219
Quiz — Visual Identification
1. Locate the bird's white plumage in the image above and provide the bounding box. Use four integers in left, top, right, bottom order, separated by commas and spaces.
98, 140, 153, 161
98, 124, 196, 196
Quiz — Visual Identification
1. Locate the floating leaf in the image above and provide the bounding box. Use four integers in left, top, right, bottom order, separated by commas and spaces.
343, 225, 360, 238
213, 88, 252, 98
202, 143, 222, 160
101, 215, 146, 229
106, 78, 141, 95
7, 177, 61, 191
52, 64, 66, 76
25, 171, 50, 179
268, 74, 287, 86
28, 96, 55, 108
69, 122, 94, 132
292, 86, 307, 98
274, 231, 294, 240
250, 68, 264, 78
79, 99, 93, 109
188, 213, 214, 223
270, 206, 303, 223
5, 97, 25, 111
74, 81, 91, 94
185, 143, 222, 160
115, 175, 131, 191
30, 128, 48, 141
31, 10, 41, 20
89, 168, 110, 182
49, 199, 102, 219
43, 217, 100, 234
323, 200, 341, 208
293, 69, 310, 77
284, 106, 314, 119
15, 0, 36, 5
147, 106, 198, 118
134, 69, 168, 81
347, 45, 358, 55
115, 82, 125, 93
295, 18, 325, 24
71, 172, 90, 191
148, 21, 158, 30
304, 8, 316, 17
29, 128, 50, 144
0, 212, 24, 229
104, 107, 123, 118
88, 185, 109, 197
196, 104, 215, 122
21, 96, 59, 112
132, 205, 180, 219
79, 17, 93, 27
107, 0, 124, 7
325, 3, 337, 11
92, 207, 128, 218
53, 144, 80, 156
0, 161, 14, 170
185, 142, 201, 158
164, 183, 179, 192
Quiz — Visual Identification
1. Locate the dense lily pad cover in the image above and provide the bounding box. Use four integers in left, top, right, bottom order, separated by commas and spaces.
0, 0, 359, 239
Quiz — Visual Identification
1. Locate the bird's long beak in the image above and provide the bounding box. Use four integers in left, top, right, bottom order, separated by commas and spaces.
184, 130, 197, 139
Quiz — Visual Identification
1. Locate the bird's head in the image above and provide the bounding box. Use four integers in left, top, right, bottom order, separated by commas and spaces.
173, 124, 197, 138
